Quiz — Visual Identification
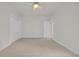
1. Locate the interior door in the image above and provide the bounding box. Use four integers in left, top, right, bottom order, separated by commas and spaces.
43, 21, 54, 39
9, 17, 18, 42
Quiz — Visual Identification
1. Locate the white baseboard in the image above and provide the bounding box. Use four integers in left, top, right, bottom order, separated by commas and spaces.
21, 36, 44, 39
52, 38, 79, 55
0, 38, 21, 52
0, 42, 12, 52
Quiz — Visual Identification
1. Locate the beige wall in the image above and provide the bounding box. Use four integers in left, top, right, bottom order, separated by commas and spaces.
52, 2, 79, 54
22, 16, 48, 38
0, 3, 22, 50
0, 3, 11, 49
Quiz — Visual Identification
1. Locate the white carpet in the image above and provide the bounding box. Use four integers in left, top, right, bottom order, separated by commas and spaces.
0, 38, 78, 57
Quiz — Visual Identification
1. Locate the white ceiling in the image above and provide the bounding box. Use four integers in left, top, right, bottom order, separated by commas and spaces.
1, 2, 79, 18
9, 2, 60, 17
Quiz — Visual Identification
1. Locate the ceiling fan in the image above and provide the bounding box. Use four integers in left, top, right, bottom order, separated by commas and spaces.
24, 2, 41, 10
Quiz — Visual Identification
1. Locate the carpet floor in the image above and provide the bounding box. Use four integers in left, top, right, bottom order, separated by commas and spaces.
0, 38, 78, 57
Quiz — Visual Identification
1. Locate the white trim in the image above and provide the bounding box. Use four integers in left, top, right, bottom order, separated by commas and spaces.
21, 36, 44, 39
21, 37, 45, 39
0, 42, 12, 52
21, 37, 53, 40
52, 38, 79, 55
0, 38, 20, 52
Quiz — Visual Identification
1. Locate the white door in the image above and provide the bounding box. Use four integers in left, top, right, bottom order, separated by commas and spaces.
9, 18, 18, 42
9, 14, 22, 43
43, 21, 54, 39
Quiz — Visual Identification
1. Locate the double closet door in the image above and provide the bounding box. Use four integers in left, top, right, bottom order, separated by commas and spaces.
43, 21, 54, 39
9, 16, 22, 42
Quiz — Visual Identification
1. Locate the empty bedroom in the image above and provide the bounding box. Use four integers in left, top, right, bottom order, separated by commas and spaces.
0, 2, 79, 57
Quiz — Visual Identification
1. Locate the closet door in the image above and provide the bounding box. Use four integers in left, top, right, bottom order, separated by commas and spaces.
9, 18, 18, 42
43, 21, 53, 39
